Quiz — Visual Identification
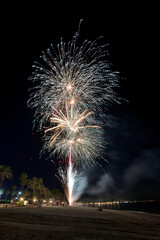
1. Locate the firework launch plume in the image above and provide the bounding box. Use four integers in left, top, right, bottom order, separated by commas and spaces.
28, 20, 120, 205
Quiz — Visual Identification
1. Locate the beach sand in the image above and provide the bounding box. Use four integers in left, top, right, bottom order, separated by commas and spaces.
0, 206, 160, 239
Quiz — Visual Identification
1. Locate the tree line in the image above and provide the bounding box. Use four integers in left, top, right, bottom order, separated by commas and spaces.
0, 165, 66, 203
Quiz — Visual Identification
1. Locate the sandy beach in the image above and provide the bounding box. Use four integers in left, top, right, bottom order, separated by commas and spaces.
0, 206, 160, 240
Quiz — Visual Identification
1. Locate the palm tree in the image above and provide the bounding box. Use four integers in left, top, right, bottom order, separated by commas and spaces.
37, 178, 44, 199
51, 188, 64, 202
43, 187, 51, 201
0, 165, 13, 188
5, 189, 10, 200
11, 185, 17, 199
12, 185, 17, 191
23, 189, 32, 202
27, 177, 46, 206
20, 173, 28, 191
28, 177, 38, 197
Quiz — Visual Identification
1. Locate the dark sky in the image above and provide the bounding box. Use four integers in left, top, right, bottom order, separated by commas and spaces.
1, 3, 159, 200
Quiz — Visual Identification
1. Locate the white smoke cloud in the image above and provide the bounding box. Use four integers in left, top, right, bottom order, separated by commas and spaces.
83, 148, 160, 200
73, 176, 88, 202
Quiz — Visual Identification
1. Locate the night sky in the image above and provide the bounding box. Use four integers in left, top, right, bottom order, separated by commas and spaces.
1, 3, 159, 200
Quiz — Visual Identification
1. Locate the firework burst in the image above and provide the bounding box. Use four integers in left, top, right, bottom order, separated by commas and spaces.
28, 20, 120, 205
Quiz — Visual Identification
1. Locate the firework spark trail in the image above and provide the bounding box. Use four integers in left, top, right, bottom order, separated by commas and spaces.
68, 146, 73, 206
56, 153, 85, 205
28, 20, 121, 205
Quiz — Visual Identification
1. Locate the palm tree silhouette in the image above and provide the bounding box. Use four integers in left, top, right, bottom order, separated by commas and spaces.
20, 173, 28, 191
0, 165, 13, 188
